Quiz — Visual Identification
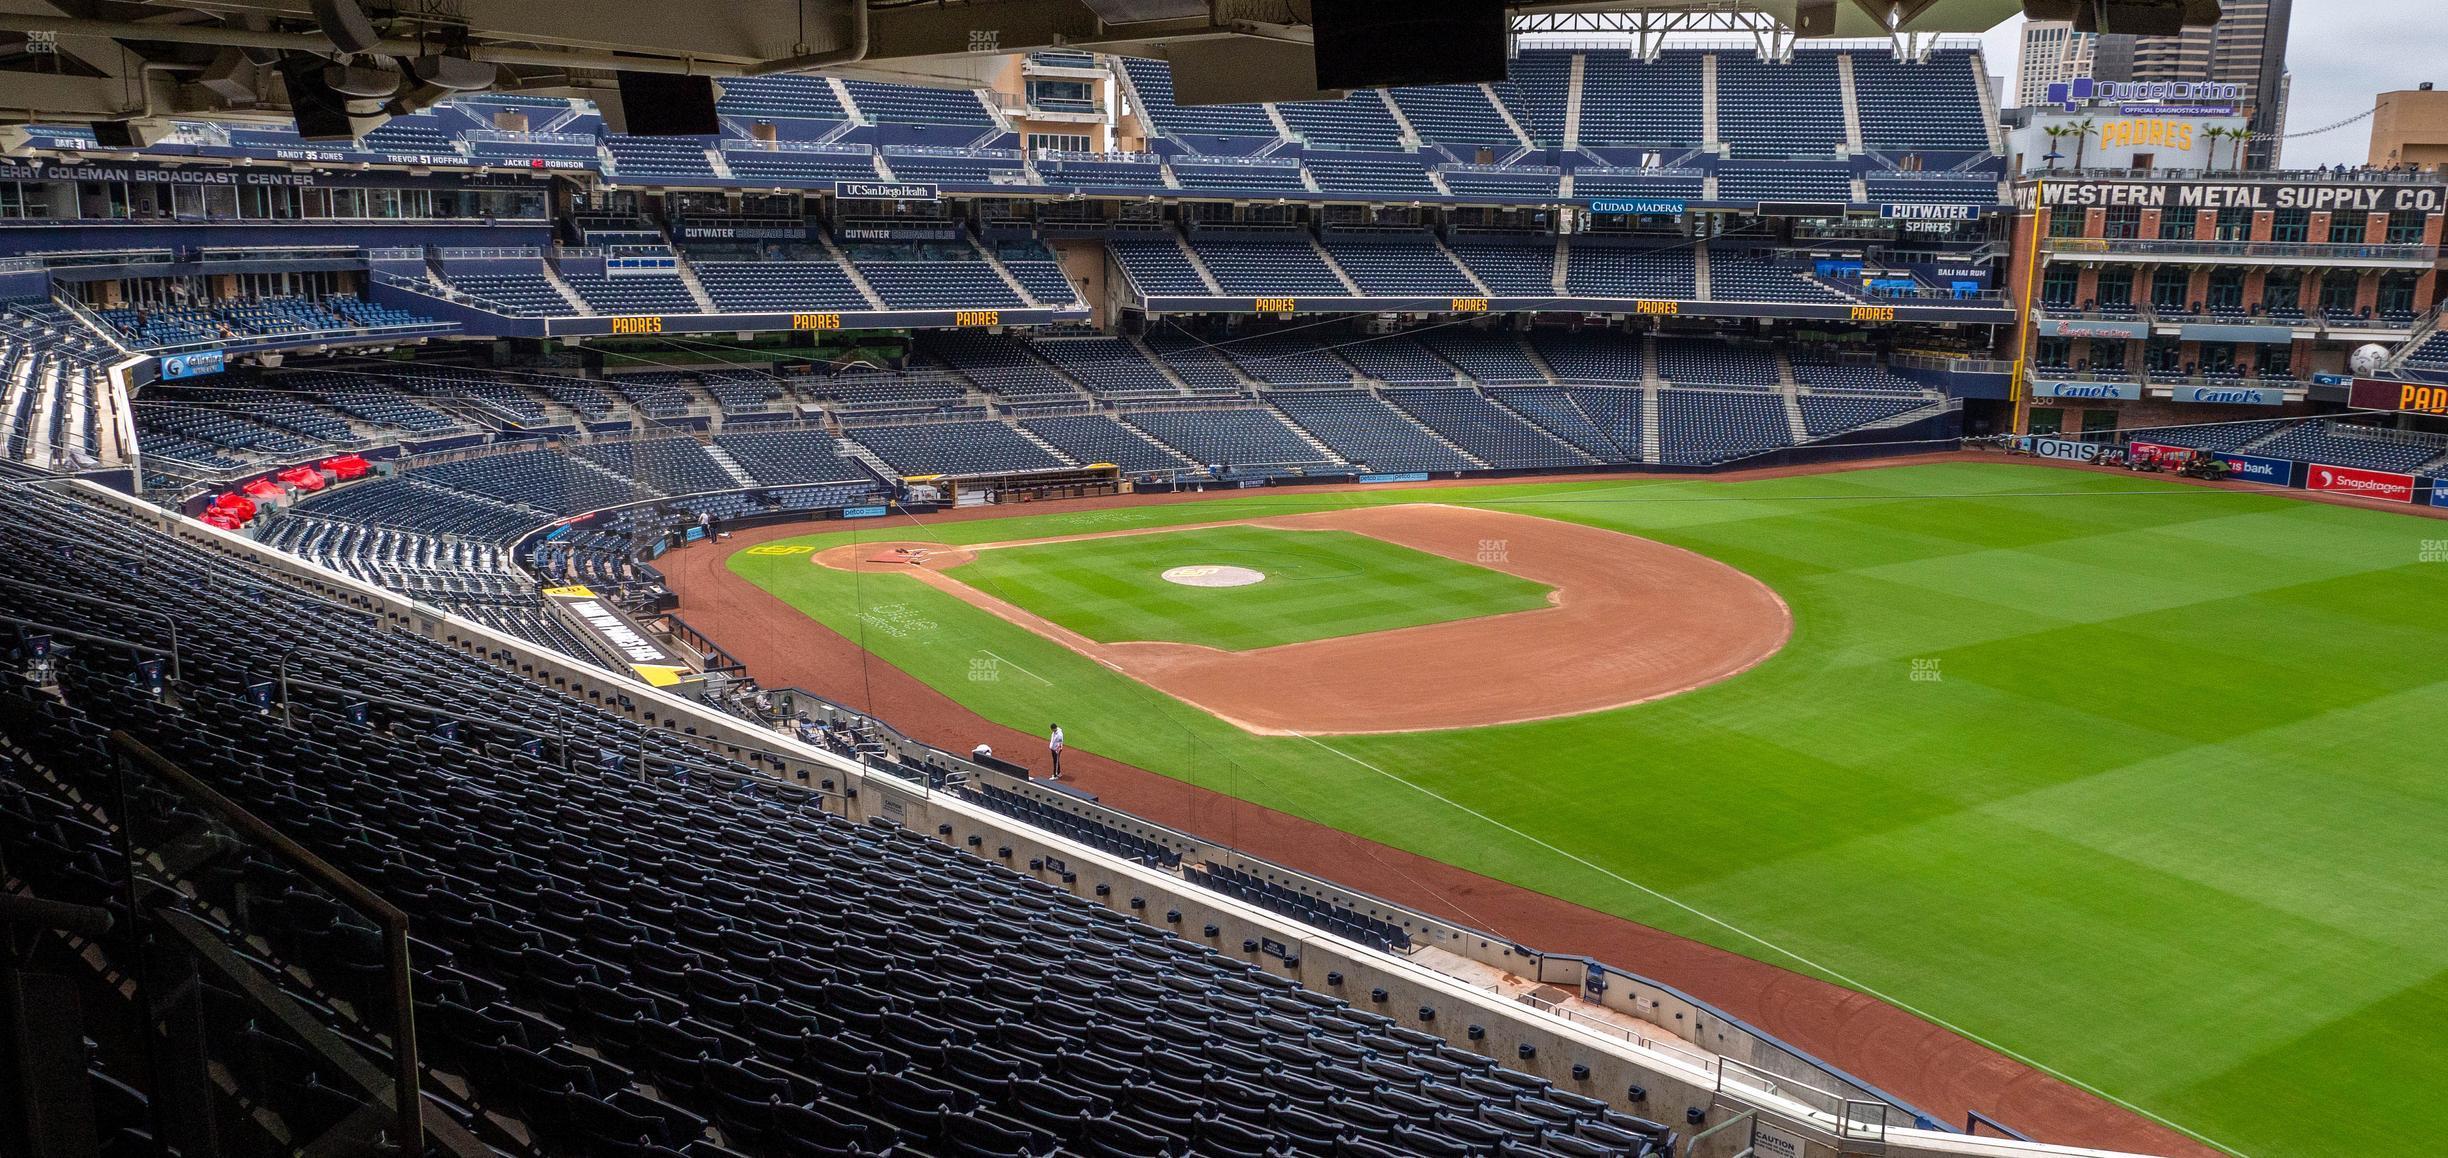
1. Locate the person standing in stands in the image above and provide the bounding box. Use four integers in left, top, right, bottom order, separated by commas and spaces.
1047, 724, 1065, 781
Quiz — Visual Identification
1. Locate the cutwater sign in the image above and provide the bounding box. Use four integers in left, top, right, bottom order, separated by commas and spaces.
1589, 198, 1685, 216
2172, 385, 2282, 406
833, 180, 939, 201
160, 350, 225, 380
1879, 203, 1980, 221
2034, 380, 2142, 400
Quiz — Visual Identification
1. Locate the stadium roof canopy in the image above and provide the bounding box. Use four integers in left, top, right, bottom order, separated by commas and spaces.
0, 0, 2035, 129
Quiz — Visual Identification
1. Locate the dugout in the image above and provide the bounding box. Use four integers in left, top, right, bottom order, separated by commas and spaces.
910, 464, 1124, 507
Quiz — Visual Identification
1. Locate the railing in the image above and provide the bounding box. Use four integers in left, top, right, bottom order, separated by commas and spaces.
721, 138, 874, 156
2041, 165, 2444, 185
101, 731, 447, 1156
1890, 352, 2013, 375
461, 128, 595, 146
2042, 237, 2435, 262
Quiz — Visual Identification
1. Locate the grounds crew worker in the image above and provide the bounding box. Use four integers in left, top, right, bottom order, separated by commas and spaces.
1047, 724, 1065, 781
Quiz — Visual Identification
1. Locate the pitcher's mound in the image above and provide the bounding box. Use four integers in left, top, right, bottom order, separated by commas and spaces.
1162, 564, 1267, 588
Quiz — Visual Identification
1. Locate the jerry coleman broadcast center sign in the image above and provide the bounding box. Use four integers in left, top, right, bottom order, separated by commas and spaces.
2350, 378, 2448, 417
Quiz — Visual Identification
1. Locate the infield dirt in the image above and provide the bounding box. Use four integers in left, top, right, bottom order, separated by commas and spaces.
812, 503, 1792, 734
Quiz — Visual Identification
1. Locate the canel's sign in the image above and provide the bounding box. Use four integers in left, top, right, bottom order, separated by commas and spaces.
2171, 385, 2282, 406
2033, 380, 2142, 400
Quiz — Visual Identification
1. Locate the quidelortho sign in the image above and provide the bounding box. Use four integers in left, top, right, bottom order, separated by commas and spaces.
2033, 380, 2142, 400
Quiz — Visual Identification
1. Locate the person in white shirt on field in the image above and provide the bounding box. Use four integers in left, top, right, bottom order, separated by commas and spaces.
1047, 724, 1065, 781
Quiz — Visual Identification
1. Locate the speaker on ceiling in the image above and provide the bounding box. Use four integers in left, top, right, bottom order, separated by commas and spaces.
92, 120, 174, 149
279, 53, 359, 141
612, 71, 720, 136
1312, 0, 1507, 91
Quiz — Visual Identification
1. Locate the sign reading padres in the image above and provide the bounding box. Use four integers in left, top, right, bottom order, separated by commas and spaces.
2350, 378, 2448, 417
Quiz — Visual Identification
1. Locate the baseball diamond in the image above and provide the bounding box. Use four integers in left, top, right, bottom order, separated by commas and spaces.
12, 14, 2448, 1158
701, 460, 2448, 1158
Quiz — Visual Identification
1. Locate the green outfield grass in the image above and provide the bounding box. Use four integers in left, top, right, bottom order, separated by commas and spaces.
732, 463, 2448, 1158
942, 525, 1553, 650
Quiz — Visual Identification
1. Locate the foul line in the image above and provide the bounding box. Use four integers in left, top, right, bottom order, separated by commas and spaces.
1285, 730, 2252, 1158
978, 649, 1053, 686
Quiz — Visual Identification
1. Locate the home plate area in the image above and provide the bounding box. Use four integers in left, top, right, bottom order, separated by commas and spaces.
1161, 564, 1266, 588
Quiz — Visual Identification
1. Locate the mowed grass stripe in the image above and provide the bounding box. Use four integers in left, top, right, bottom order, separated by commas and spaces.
732, 464, 2448, 1157
945, 526, 1553, 651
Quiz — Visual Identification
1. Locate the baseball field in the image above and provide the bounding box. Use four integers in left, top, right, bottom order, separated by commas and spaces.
714, 460, 2448, 1158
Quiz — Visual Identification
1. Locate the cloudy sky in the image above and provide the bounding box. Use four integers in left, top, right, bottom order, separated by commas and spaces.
1977, 4, 2445, 167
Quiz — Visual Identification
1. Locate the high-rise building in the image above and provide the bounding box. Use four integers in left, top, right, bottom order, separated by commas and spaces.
2094, 0, 2292, 168
2370, 84, 2448, 170
2014, 20, 2097, 109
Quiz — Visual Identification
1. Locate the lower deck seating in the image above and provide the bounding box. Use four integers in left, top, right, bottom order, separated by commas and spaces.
1269, 391, 1474, 473
1124, 407, 1335, 474
1019, 414, 1192, 475
846, 419, 1070, 475
1656, 388, 1793, 466
0, 486, 1679, 1158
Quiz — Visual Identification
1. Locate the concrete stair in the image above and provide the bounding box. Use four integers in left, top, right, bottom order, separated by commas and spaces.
1375, 389, 1490, 469
703, 441, 760, 487
1835, 54, 1866, 151
1781, 392, 1810, 443
537, 261, 594, 315
1562, 54, 1586, 150
815, 232, 887, 310
1306, 234, 1366, 297
671, 258, 719, 313
1640, 388, 1662, 464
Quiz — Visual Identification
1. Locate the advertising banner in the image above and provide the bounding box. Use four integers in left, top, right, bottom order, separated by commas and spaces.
2305, 463, 2415, 503
2033, 379, 2142, 400
834, 180, 939, 201
2170, 385, 2284, 406
2021, 180, 2446, 213
1879, 203, 1981, 221
2178, 324, 2295, 345
2040, 318, 2150, 340
159, 350, 225, 381
2431, 482, 2448, 509
1589, 198, 1685, 216
2216, 451, 2293, 486
2127, 441, 2196, 466
541, 584, 692, 685
2349, 378, 2448, 417
842, 505, 890, 519
2030, 437, 2103, 462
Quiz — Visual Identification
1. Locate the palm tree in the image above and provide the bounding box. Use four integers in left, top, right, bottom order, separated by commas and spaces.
2042, 124, 2076, 170
2070, 118, 2098, 170
2198, 125, 2228, 170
